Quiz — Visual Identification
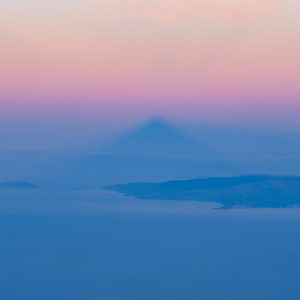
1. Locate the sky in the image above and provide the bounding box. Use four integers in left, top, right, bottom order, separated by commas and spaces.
0, 0, 299, 145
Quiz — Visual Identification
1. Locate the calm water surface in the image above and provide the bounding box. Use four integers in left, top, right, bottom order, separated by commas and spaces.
0, 190, 300, 300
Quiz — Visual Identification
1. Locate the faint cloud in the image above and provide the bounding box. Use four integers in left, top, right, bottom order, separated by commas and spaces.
113, 0, 283, 23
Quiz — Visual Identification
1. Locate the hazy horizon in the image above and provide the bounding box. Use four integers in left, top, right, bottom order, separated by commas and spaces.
1, 0, 300, 140
1, 1, 300, 299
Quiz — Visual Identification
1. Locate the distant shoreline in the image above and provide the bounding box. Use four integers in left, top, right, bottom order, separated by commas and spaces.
0, 182, 40, 190
104, 175, 300, 209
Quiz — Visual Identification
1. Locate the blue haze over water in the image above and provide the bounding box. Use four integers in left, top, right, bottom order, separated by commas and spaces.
1, 119, 300, 299
0, 190, 300, 300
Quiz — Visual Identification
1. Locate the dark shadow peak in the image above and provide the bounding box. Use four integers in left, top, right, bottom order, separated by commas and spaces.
117, 118, 191, 143
102, 117, 212, 159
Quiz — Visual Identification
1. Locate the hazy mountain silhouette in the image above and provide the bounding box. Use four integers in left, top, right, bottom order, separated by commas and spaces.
32, 118, 235, 189
117, 118, 190, 143
106, 118, 206, 159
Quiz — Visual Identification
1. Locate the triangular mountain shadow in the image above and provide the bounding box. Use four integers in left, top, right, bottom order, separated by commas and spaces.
116, 118, 192, 145
104, 118, 209, 159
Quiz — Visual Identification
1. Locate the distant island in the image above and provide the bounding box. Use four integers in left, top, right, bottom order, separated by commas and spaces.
0, 182, 40, 190
104, 175, 300, 209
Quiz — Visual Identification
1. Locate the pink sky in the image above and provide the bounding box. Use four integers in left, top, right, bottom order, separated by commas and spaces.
0, 0, 299, 126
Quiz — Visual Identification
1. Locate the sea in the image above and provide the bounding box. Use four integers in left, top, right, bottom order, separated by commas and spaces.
0, 189, 300, 300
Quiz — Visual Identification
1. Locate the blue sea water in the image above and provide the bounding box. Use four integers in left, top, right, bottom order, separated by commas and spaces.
0, 190, 300, 300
